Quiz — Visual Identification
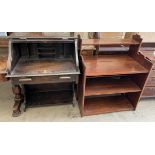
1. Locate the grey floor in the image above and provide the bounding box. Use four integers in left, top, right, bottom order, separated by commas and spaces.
0, 82, 155, 122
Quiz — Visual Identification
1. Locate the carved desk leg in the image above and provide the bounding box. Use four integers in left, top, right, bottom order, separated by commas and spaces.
12, 85, 23, 117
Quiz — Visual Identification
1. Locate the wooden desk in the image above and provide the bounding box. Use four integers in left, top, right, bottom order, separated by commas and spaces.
7, 37, 80, 117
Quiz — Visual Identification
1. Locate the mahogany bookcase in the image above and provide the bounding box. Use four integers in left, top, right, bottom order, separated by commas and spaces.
78, 35, 153, 116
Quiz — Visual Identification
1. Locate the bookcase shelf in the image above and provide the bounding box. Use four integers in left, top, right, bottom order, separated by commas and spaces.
83, 54, 149, 76
85, 77, 141, 97
82, 38, 140, 46
83, 95, 134, 116
78, 34, 153, 117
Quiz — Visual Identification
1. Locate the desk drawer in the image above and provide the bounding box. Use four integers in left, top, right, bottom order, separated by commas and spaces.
142, 87, 155, 97
12, 75, 77, 84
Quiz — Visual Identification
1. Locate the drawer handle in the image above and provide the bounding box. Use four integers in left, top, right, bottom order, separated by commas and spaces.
19, 78, 32, 82
59, 76, 71, 79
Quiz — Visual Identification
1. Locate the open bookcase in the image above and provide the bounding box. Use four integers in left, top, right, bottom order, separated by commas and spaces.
78, 35, 153, 116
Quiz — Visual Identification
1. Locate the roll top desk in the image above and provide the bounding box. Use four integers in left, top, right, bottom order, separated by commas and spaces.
7, 36, 80, 116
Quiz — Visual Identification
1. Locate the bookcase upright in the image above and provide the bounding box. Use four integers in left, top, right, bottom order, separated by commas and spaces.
78, 35, 153, 116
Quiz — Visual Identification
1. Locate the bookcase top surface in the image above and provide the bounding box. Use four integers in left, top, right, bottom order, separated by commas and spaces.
82, 39, 140, 46
83, 54, 148, 76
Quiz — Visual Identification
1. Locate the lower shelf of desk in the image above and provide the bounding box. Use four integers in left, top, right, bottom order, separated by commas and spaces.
26, 90, 73, 108
83, 95, 134, 116
24, 83, 73, 108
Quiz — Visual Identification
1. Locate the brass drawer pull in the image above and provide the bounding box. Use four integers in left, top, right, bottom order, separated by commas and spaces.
59, 76, 71, 79
19, 78, 32, 82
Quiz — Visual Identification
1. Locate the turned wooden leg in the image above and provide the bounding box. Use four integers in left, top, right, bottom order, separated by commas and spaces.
12, 85, 23, 117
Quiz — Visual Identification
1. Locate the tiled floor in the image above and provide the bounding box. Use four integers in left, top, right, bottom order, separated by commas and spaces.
0, 82, 155, 122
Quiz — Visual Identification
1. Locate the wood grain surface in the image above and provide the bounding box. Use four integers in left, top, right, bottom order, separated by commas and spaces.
83, 95, 134, 116
83, 54, 148, 76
